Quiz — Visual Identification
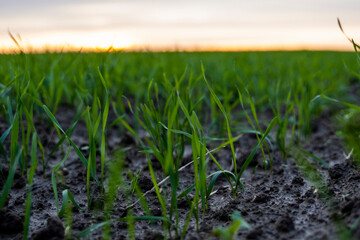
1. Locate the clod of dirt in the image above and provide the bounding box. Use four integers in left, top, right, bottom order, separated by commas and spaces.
31, 216, 65, 240
137, 174, 153, 192
213, 207, 233, 222
291, 176, 304, 185
252, 193, 270, 203
13, 177, 26, 189
34, 201, 46, 211
340, 198, 359, 216
276, 215, 294, 232
14, 197, 25, 206
275, 167, 284, 175
199, 222, 213, 233
304, 189, 315, 199
328, 164, 347, 179
246, 227, 264, 240
0, 208, 23, 234
282, 184, 291, 192
177, 198, 190, 209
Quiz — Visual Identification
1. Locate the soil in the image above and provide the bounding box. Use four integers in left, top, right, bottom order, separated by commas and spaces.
0, 108, 360, 240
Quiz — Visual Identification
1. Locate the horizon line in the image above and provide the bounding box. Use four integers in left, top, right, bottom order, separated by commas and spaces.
0, 43, 355, 54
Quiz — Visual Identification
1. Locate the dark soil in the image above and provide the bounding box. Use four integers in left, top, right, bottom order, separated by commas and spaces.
0, 108, 360, 240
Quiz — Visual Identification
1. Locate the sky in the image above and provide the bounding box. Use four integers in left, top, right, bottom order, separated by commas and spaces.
0, 0, 359, 52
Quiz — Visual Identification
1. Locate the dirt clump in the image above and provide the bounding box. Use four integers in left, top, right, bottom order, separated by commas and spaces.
275, 215, 294, 233
31, 216, 65, 240
0, 208, 23, 234
328, 163, 348, 180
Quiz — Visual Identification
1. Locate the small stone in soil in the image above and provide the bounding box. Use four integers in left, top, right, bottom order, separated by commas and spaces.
32, 216, 64, 240
276, 215, 294, 232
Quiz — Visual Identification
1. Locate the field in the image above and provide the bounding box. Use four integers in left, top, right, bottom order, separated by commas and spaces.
0, 50, 360, 240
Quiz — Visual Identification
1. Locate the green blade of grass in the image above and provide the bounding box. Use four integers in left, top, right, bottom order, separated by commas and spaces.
10, 111, 19, 167
236, 116, 278, 188
297, 148, 329, 167
147, 154, 168, 234
101, 95, 109, 193
0, 148, 22, 211
119, 118, 144, 145
23, 134, 38, 240
312, 95, 360, 112
58, 189, 85, 217
98, 67, 108, 93
206, 170, 237, 199
52, 147, 71, 213
0, 140, 7, 164
243, 88, 272, 169
46, 106, 89, 167
42, 105, 100, 184
202, 64, 237, 176
233, 128, 274, 151
6, 97, 13, 124
128, 173, 151, 216
191, 129, 200, 226
0, 124, 12, 143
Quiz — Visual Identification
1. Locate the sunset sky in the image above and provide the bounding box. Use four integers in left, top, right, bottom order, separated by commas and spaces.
0, 0, 359, 52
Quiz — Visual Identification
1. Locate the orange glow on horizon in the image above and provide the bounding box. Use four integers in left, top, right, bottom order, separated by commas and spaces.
0, 30, 136, 53
0, 42, 354, 54
0, 24, 358, 54
0, 28, 357, 53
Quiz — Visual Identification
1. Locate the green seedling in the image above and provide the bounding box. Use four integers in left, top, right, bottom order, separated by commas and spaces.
342, 110, 360, 166
0, 148, 22, 212
23, 134, 38, 240
212, 211, 251, 240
